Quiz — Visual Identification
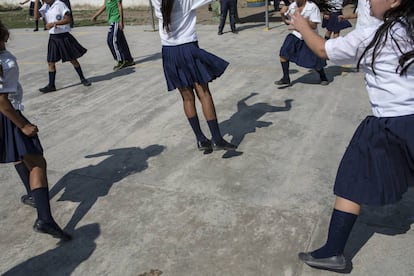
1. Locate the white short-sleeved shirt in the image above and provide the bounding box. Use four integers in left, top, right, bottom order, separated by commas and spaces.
286, 1, 321, 40
39, 0, 71, 34
0, 50, 24, 111
355, 0, 382, 30
151, 0, 212, 46
326, 24, 414, 117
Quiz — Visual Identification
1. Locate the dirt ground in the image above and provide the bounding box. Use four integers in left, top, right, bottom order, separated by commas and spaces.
73, 1, 356, 26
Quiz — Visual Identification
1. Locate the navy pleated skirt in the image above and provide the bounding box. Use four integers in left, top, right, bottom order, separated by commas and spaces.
47, 32, 87, 63
0, 111, 43, 163
334, 114, 414, 206
279, 34, 327, 69
162, 41, 229, 91
322, 12, 352, 33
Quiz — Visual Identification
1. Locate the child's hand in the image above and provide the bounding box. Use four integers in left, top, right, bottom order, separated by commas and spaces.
21, 123, 39, 137
91, 16, 97, 22
46, 22, 54, 29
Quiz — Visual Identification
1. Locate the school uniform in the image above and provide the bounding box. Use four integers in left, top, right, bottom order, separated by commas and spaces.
355, 0, 382, 30
0, 50, 43, 163
322, 0, 351, 33
326, 24, 414, 206
39, 0, 86, 63
151, 0, 229, 91
280, 1, 326, 69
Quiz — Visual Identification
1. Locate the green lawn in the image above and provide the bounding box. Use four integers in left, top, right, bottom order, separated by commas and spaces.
0, 5, 150, 29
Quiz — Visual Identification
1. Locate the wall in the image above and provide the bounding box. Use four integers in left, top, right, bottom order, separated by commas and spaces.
2, 0, 150, 8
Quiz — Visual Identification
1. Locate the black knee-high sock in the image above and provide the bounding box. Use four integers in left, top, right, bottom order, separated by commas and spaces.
14, 163, 31, 195
311, 209, 358, 258
31, 188, 54, 223
74, 66, 86, 80
49, 71, 56, 87
281, 61, 290, 81
317, 68, 327, 81
207, 119, 223, 143
188, 116, 208, 142
35, 20, 39, 29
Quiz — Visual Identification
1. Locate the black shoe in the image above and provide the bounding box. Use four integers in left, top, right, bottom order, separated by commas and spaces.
81, 79, 91, 86
298, 252, 346, 270
20, 195, 36, 208
197, 139, 212, 151
232, 30, 238, 34
122, 60, 136, 68
274, 78, 291, 86
33, 28, 39, 32
39, 85, 56, 93
212, 139, 237, 151
320, 78, 329, 86
218, 31, 223, 35
33, 219, 72, 241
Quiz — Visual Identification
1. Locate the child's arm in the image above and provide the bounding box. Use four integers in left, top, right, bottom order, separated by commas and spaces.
33, 0, 41, 20
118, 0, 124, 30
92, 1, 106, 21
19, 0, 30, 5
289, 10, 328, 59
45, 12, 71, 29
339, 12, 357, 21
0, 94, 38, 137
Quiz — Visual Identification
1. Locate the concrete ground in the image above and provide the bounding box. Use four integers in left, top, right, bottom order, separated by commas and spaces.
1, 21, 413, 276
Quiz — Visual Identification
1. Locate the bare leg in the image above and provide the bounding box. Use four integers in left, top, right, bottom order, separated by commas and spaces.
178, 87, 197, 118
334, 196, 361, 215
194, 82, 217, 121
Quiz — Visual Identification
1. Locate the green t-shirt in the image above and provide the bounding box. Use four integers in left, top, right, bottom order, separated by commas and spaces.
106, 0, 121, 24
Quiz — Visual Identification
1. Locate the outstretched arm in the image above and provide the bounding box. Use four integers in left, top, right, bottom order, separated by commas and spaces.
289, 10, 328, 59
92, 1, 106, 21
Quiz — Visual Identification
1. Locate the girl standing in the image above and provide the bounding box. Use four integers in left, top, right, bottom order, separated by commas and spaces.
290, 0, 414, 270
321, 0, 352, 40
275, 0, 329, 86
35, 0, 91, 93
150, 0, 237, 151
0, 21, 71, 241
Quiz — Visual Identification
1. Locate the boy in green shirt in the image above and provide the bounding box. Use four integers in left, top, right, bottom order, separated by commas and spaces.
92, 0, 134, 70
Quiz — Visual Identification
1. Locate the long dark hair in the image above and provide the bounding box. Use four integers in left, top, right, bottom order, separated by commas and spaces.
0, 20, 9, 45
357, 0, 414, 76
161, 0, 174, 33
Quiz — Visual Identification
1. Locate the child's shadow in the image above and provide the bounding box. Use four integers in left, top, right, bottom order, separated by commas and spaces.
3, 223, 100, 276
49, 145, 165, 232
338, 188, 414, 273
219, 93, 293, 158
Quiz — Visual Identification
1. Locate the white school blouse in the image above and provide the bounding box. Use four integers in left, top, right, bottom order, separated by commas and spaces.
151, 0, 212, 46
355, 0, 382, 30
286, 1, 321, 40
326, 23, 414, 117
0, 50, 24, 111
39, 0, 71, 34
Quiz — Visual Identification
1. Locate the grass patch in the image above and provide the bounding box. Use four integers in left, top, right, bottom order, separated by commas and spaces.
0, 5, 153, 29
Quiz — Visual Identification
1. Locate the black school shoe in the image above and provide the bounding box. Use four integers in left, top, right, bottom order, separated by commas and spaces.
274, 78, 291, 86
81, 78, 92, 86
33, 219, 72, 241
197, 139, 212, 151
21, 195, 36, 208
212, 139, 237, 151
39, 85, 56, 93
298, 252, 346, 270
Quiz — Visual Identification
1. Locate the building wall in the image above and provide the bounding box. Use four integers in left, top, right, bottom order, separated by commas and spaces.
2, 0, 150, 8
